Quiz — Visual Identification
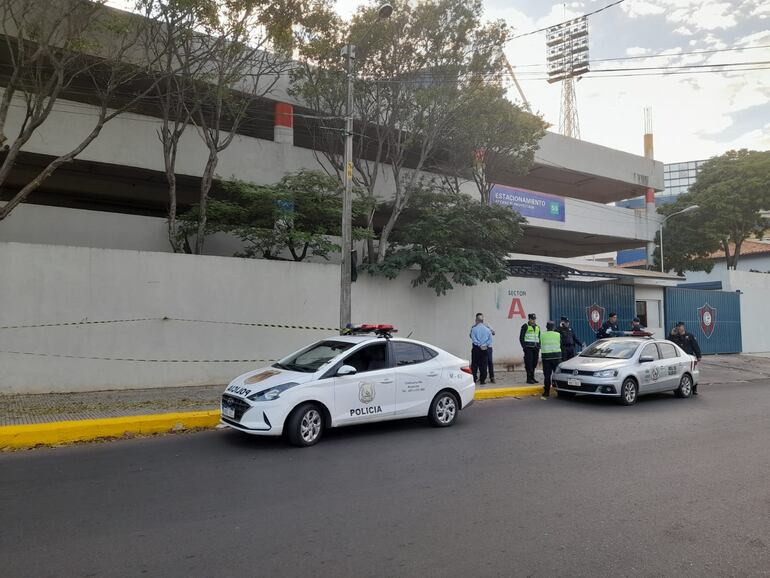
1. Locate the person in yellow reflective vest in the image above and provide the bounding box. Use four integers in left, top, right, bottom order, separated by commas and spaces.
540, 321, 563, 399
519, 313, 541, 384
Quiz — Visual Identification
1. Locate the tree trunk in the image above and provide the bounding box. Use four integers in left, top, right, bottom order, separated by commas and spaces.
0, 116, 105, 221
722, 238, 732, 270
195, 149, 218, 255
376, 205, 402, 264
732, 239, 743, 270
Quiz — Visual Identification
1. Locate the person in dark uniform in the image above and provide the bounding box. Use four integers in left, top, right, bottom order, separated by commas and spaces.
558, 317, 583, 361
519, 313, 541, 384
630, 317, 645, 332
668, 321, 703, 394
469, 313, 493, 385
597, 312, 620, 339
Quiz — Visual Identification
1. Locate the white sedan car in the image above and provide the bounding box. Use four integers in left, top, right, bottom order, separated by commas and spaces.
220, 325, 475, 446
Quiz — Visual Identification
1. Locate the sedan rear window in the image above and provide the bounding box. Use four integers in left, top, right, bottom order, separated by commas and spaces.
581, 339, 642, 360
275, 340, 354, 373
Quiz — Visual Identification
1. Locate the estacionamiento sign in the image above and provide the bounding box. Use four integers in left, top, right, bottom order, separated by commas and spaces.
490, 184, 566, 222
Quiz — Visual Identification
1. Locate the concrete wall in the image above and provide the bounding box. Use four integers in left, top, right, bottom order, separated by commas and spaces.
723, 271, 770, 354
0, 241, 548, 393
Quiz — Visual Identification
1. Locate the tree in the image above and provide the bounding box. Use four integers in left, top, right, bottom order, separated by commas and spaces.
179, 170, 372, 261
0, 0, 162, 222
655, 192, 719, 275
436, 84, 547, 204
658, 149, 770, 272
371, 186, 525, 295
292, 0, 509, 264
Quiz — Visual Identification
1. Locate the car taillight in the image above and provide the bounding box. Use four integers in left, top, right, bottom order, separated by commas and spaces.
461, 366, 473, 375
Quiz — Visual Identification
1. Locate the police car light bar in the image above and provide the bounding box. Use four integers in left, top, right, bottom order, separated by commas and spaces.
345, 323, 398, 336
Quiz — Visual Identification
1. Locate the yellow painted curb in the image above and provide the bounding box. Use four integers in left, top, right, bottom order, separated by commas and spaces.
0, 410, 221, 450
474, 386, 542, 400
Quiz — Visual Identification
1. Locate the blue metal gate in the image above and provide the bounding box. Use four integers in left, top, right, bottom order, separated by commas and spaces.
664, 288, 742, 354
550, 281, 636, 346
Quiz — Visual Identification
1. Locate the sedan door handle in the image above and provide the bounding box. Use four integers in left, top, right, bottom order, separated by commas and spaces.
379, 379, 394, 384
427, 372, 439, 377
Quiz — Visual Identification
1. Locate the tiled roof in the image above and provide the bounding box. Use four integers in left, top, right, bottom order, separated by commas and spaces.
707, 240, 770, 259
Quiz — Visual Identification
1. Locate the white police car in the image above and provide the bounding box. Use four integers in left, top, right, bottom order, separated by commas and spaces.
220, 325, 475, 446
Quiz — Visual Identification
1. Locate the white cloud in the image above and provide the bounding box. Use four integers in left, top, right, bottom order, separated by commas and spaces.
673, 26, 695, 36
622, 0, 666, 17
626, 46, 651, 56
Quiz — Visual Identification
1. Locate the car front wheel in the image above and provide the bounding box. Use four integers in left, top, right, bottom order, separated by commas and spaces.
287, 403, 324, 447
429, 391, 459, 427
675, 374, 693, 398
619, 379, 638, 406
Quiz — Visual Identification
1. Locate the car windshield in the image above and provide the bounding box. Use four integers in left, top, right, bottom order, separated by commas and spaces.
581, 339, 642, 360
274, 340, 355, 373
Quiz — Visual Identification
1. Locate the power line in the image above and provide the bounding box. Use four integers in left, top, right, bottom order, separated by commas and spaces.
510, 43, 770, 69
508, 0, 626, 41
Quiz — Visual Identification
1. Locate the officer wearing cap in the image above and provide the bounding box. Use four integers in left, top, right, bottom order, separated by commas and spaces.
630, 317, 645, 332
597, 312, 620, 339
668, 321, 702, 394
519, 313, 541, 384
559, 316, 583, 362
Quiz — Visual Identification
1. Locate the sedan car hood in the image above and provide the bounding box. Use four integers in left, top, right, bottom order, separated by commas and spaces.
559, 357, 631, 372
224, 366, 314, 399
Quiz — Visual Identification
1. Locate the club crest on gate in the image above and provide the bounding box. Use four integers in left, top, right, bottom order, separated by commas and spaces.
586, 304, 605, 332
698, 303, 716, 339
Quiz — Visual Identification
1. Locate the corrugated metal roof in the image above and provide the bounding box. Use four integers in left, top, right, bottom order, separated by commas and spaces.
508, 256, 684, 282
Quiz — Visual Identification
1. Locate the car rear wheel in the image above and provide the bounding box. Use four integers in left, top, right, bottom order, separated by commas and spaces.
429, 391, 459, 427
287, 403, 324, 447
675, 374, 693, 398
619, 379, 638, 406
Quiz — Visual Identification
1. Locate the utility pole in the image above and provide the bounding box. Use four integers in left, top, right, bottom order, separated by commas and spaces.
340, 44, 355, 330
339, 4, 393, 331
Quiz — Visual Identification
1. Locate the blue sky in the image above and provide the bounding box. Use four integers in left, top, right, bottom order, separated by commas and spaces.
334, 0, 770, 162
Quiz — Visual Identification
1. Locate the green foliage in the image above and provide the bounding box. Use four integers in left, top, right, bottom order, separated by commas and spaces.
658, 149, 770, 273
369, 187, 525, 295
439, 85, 548, 203
179, 171, 371, 261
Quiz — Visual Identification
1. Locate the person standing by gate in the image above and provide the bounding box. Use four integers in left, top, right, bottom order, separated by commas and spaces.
668, 321, 703, 394
559, 317, 583, 361
597, 312, 620, 339
519, 313, 541, 384
540, 321, 562, 399
470, 313, 493, 385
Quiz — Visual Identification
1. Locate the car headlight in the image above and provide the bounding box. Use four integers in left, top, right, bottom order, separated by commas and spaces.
594, 369, 619, 378
247, 382, 298, 401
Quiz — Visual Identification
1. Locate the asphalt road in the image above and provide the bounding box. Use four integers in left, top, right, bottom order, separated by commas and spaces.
2, 383, 769, 578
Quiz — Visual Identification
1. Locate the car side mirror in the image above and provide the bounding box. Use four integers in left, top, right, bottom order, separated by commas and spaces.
337, 364, 357, 376
639, 356, 655, 364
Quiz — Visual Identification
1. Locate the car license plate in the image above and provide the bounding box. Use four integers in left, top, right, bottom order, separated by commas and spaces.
567, 379, 581, 387
222, 406, 235, 419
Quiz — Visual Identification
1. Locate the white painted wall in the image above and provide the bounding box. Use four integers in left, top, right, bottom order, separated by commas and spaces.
0, 241, 548, 393
722, 270, 770, 354
634, 286, 665, 338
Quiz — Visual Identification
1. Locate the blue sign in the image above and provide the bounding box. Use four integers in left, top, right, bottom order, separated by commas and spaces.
490, 184, 565, 222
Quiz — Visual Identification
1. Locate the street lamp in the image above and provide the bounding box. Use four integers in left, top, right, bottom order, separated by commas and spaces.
659, 205, 699, 273
339, 4, 393, 330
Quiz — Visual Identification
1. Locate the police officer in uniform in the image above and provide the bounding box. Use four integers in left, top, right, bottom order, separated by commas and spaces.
559, 317, 583, 361
519, 313, 541, 384
597, 312, 620, 339
540, 321, 562, 399
630, 317, 645, 332
668, 321, 703, 394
